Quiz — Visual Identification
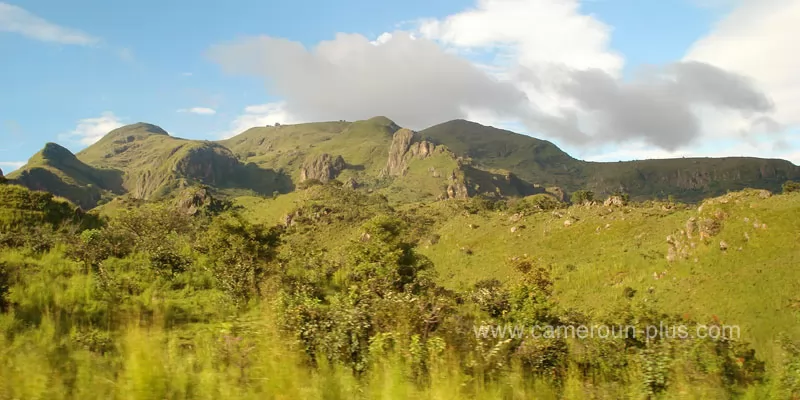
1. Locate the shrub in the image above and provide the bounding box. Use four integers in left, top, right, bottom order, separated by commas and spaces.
570, 189, 594, 205
200, 214, 283, 303
783, 180, 800, 194
510, 194, 562, 213
471, 279, 510, 318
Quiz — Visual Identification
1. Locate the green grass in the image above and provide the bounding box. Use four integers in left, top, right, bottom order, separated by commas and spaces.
417, 190, 800, 365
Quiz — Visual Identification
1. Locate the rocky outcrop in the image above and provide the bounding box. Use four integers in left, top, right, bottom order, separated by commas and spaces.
383, 128, 438, 176
385, 129, 415, 176
343, 177, 359, 189
604, 195, 626, 207
299, 153, 346, 183
173, 143, 239, 186
545, 187, 565, 202
174, 186, 228, 216
446, 182, 469, 199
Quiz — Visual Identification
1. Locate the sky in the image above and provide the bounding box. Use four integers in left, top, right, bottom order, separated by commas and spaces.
1, 0, 799, 173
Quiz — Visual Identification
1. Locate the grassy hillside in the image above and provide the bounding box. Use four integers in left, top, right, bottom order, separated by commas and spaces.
11, 123, 292, 208
7, 143, 124, 209
2, 180, 800, 398
9, 116, 800, 212
415, 190, 800, 362
421, 120, 800, 201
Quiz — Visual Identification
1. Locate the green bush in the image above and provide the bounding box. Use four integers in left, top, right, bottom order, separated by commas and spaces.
783, 180, 800, 194
570, 189, 594, 205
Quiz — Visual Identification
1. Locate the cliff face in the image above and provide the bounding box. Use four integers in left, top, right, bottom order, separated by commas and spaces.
300, 153, 346, 182
173, 144, 240, 185
383, 128, 439, 176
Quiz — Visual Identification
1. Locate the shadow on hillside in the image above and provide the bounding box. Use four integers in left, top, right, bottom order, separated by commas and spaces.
229, 162, 296, 195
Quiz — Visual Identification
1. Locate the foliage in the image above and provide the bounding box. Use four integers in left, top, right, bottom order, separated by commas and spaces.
0, 185, 798, 398
198, 213, 283, 303
570, 189, 595, 205
784, 180, 800, 194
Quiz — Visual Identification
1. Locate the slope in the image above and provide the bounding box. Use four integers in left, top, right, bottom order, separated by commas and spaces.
223, 116, 543, 204
421, 119, 800, 201
7, 142, 124, 209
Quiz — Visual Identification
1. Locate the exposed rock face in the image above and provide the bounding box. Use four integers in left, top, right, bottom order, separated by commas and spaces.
343, 177, 359, 189
383, 128, 437, 176
604, 196, 626, 207
546, 187, 565, 202
173, 144, 239, 185
175, 186, 227, 216
300, 153, 346, 182
446, 182, 469, 199
0, 167, 4, 179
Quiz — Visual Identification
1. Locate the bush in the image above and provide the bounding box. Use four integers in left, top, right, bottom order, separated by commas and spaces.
200, 214, 283, 303
570, 189, 594, 205
510, 194, 562, 213
783, 180, 800, 194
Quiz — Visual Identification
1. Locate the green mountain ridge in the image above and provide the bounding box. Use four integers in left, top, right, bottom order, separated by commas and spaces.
7, 117, 800, 209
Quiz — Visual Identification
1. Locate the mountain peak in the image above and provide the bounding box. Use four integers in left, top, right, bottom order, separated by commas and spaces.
108, 122, 169, 138
38, 142, 77, 162
366, 116, 396, 125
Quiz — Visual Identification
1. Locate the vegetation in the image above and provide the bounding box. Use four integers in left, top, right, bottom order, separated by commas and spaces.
8, 118, 800, 210
2, 118, 800, 398
0, 181, 799, 399
570, 190, 594, 205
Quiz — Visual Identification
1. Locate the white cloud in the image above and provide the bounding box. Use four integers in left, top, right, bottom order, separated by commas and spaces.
370, 32, 393, 46
418, 0, 623, 74
206, 0, 791, 161
0, 2, 99, 45
178, 107, 217, 115
222, 102, 302, 139
61, 112, 125, 146
0, 160, 25, 173
685, 0, 800, 128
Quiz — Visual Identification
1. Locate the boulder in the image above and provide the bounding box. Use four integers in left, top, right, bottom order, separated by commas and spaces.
604, 195, 626, 207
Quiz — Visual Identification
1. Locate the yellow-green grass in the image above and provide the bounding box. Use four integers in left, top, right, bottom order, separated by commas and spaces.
419, 191, 800, 366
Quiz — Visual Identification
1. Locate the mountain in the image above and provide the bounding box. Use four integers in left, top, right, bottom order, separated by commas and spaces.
421, 119, 800, 201
7, 117, 800, 209
9, 123, 293, 209
7, 142, 124, 209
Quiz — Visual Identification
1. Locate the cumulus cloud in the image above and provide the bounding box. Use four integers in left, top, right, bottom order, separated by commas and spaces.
418, 0, 623, 74
206, 0, 786, 156
0, 2, 99, 45
685, 0, 800, 128
208, 32, 532, 131
558, 61, 777, 150
178, 107, 217, 115
61, 112, 125, 146
222, 102, 302, 138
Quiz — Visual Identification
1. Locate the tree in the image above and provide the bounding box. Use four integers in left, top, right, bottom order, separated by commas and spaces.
200, 214, 283, 303
783, 180, 800, 194
570, 190, 594, 205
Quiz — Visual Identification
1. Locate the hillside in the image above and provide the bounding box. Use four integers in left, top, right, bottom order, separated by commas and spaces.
421, 120, 800, 201
7, 142, 124, 209
8, 117, 800, 209
10, 123, 293, 208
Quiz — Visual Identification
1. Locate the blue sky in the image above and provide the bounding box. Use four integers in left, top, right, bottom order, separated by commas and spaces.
1, 0, 798, 173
